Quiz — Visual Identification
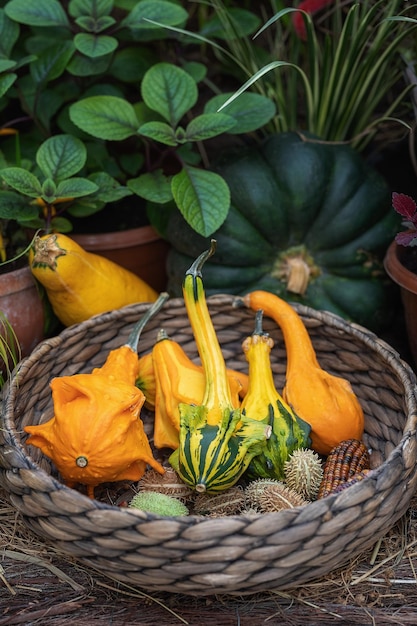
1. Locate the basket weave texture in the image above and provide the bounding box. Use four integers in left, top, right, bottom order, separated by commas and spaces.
1, 294, 417, 596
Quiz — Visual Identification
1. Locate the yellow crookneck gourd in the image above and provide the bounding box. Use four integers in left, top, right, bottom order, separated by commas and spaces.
242, 290, 364, 455
29, 233, 158, 326
141, 328, 249, 450
24, 293, 169, 498
169, 240, 270, 493
241, 309, 311, 480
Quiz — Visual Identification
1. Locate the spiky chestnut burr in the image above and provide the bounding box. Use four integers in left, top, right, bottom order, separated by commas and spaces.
137, 467, 194, 502
129, 491, 189, 516
193, 486, 246, 517
245, 478, 283, 507
257, 484, 309, 512
284, 448, 324, 500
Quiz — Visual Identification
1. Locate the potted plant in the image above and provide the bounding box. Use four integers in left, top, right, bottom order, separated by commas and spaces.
0, 0, 192, 291
0, 130, 126, 355
384, 192, 417, 366
157, 0, 417, 333
0, 0, 276, 290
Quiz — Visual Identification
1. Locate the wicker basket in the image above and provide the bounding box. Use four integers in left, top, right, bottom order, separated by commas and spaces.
1, 295, 417, 597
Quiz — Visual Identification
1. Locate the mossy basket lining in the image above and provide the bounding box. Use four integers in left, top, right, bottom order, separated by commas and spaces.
1, 294, 417, 596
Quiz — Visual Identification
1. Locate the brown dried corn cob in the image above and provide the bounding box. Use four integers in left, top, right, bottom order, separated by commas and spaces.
317, 439, 370, 498
331, 470, 371, 494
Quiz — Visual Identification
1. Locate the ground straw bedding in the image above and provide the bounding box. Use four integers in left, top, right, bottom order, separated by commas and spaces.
1, 487, 417, 625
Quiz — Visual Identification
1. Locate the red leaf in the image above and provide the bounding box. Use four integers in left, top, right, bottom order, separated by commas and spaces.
292, 0, 335, 40
392, 192, 417, 220
395, 231, 417, 247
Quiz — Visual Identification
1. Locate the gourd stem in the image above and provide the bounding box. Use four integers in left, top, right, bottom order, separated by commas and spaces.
186, 239, 216, 300
253, 308, 266, 336
126, 291, 169, 352
286, 257, 310, 295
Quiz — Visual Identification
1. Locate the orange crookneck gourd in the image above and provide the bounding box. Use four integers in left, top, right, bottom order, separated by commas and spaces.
241, 290, 364, 455
24, 293, 169, 498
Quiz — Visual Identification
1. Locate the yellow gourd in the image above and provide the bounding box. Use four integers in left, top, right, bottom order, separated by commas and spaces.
136, 330, 248, 408
29, 233, 158, 326
151, 328, 247, 450
242, 290, 364, 455
241, 309, 311, 480
169, 241, 270, 493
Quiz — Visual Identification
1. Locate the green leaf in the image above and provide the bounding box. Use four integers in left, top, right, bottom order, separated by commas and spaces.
205, 92, 276, 134
108, 46, 157, 83
50, 215, 73, 232
0, 191, 38, 220
55, 178, 99, 198
185, 113, 237, 141
70, 95, 139, 139
200, 7, 261, 40
0, 168, 42, 198
0, 60, 17, 72
0, 9, 20, 57
138, 121, 178, 146
0, 73, 16, 98
30, 41, 76, 84
128, 170, 173, 204
66, 199, 104, 218
75, 16, 116, 32
171, 167, 230, 237
141, 63, 198, 126
121, 0, 187, 31
74, 33, 118, 58
182, 61, 207, 83
4, 0, 70, 27
69, 0, 113, 18
67, 52, 111, 77
87, 171, 133, 202
36, 135, 87, 180
41, 178, 57, 201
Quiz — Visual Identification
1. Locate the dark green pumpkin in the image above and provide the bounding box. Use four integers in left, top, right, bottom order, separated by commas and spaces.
165, 132, 399, 331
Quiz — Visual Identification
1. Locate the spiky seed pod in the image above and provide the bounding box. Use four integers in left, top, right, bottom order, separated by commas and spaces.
318, 438, 370, 499
137, 467, 194, 502
245, 478, 284, 507
254, 482, 309, 513
129, 491, 189, 516
241, 506, 262, 516
193, 486, 246, 517
284, 448, 324, 500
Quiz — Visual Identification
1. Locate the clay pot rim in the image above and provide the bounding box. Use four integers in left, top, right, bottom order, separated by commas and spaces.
71, 225, 160, 251
384, 240, 417, 295
0, 264, 36, 294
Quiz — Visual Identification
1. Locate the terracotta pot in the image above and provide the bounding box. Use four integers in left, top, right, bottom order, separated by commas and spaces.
384, 240, 417, 366
72, 225, 170, 293
0, 265, 44, 359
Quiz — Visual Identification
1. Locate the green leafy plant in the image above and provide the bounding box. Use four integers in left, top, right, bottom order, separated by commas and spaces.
173, 0, 417, 151
0, 0, 189, 115
69, 61, 275, 236
0, 0, 192, 261
0, 1, 276, 238
0, 133, 132, 260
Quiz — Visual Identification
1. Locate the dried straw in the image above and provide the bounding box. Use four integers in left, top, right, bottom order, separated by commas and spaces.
2, 486, 417, 625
